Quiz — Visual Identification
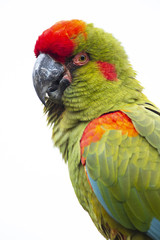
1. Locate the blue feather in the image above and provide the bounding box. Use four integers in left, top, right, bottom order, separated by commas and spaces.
147, 218, 160, 240
86, 166, 160, 239
86, 166, 116, 220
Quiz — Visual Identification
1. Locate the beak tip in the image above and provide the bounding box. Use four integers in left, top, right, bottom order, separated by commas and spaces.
40, 98, 46, 106
36, 90, 46, 106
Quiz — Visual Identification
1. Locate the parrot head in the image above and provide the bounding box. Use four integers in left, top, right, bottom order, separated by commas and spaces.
33, 20, 143, 122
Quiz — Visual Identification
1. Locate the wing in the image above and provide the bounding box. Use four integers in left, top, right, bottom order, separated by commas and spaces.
123, 103, 160, 154
80, 107, 160, 240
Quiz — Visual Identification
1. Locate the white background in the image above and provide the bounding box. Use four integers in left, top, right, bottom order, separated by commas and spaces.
0, 0, 160, 239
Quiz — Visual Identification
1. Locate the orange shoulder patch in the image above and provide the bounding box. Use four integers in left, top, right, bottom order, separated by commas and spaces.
80, 111, 138, 165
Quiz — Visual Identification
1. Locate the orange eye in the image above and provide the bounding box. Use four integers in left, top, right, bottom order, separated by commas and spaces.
73, 52, 89, 66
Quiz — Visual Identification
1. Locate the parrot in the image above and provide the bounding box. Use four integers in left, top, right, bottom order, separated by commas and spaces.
32, 19, 160, 240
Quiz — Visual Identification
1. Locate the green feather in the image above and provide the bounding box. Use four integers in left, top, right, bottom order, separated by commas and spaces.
84, 107, 160, 233
41, 21, 160, 239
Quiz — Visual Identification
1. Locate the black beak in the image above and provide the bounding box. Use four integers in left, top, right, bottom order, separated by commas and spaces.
32, 53, 70, 105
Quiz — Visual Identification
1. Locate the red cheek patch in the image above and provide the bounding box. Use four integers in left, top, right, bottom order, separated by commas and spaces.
97, 61, 118, 81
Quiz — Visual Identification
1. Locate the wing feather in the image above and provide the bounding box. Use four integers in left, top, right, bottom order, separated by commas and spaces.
81, 106, 160, 238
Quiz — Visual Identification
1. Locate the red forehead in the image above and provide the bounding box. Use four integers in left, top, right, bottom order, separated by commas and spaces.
34, 20, 86, 62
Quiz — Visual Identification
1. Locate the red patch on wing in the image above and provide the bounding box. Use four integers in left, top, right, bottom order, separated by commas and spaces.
34, 20, 87, 62
80, 111, 138, 165
97, 61, 118, 81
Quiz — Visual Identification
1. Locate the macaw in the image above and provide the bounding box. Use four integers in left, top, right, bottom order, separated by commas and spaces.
32, 20, 160, 240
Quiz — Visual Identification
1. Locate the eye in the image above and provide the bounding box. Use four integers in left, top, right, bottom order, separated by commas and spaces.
73, 52, 89, 66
